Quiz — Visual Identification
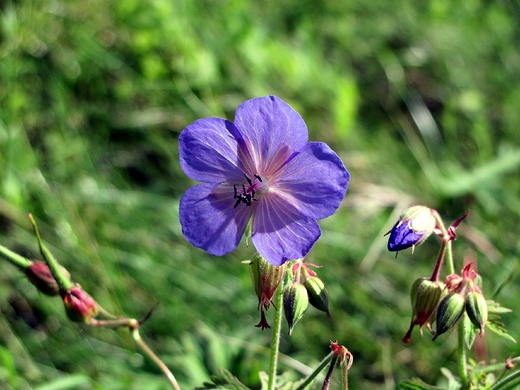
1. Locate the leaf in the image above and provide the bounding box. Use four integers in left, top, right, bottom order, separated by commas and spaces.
33, 375, 91, 390
486, 320, 517, 344
486, 300, 513, 314
194, 368, 250, 390
440, 367, 462, 390
398, 378, 442, 390
258, 371, 305, 390
464, 314, 478, 350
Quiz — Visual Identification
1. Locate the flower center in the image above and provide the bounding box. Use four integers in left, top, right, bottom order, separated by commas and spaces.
233, 174, 269, 208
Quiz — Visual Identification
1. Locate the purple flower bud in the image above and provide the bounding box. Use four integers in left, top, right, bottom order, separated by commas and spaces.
387, 206, 436, 252
25, 260, 70, 296
62, 284, 98, 323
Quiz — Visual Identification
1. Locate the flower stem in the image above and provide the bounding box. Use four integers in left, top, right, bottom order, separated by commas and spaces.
457, 318, 468, 389
341, 359, 350, 390
321, 353, 339, 390
131, 323, 181, 390
488, 369, 520, 390
268, 279, 284, 390
0, 244, 32, 270
445, 239, 455, 275
295, 352, 333, 390
28, 214, 73, 292
429, 241, 447, 282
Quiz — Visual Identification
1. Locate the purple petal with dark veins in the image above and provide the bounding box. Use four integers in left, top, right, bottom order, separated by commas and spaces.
233, 96, 308, 175
273, 142, 350, 220
179, 118, 246, 183
179, 183, 253, 256
387, 221, 426, 252
252, 192, 321, 266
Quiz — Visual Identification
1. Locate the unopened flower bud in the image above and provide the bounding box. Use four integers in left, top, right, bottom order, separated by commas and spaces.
403, 278, 444, 343
247, 253, 286, 330
303, 276, 331, 318
465, 291, 488, 335
62, 284, 98, 323
387, 206, 436, 252
283, 282, 309, 336
433, 292, 465, 340
25, 261, 71, 296
412, 278, 443, 327
249, 253, 286, 308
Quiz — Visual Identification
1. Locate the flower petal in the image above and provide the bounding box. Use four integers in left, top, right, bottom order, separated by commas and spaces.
272, 142, 350, 220
179, 183, 253, 256
252, 193, 321, 266
233, 96, 308, 175
179, 118, 246, 183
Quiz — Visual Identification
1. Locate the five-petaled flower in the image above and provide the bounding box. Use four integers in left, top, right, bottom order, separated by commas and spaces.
179, 96, 350, 266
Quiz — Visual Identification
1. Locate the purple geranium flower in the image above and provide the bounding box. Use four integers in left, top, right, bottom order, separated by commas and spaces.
179, 96, 350, 266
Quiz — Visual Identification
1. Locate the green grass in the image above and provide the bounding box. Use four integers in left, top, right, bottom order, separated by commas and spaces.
1, 0, 520, 388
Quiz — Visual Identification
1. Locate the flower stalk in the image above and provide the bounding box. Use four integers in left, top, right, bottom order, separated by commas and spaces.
268, 278, 284, 390
0, 244, 32, 270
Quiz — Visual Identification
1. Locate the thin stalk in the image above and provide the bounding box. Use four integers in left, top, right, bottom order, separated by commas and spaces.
445, 240, 455, 275
341, 358, 350, 390
295, 352, 333, 390
268, 279, 285, 390
457, 319, 468, 389
0, 244, 32, 270
429, 241, 447, 282
488, 369, 520, 390
320, 353, 339, 390
131, 325, 181, 390
28, 214, 73, 291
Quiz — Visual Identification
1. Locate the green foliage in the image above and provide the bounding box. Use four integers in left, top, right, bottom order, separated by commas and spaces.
1, 0, 520, 388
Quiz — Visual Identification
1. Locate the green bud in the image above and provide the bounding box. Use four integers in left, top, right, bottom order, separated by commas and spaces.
304, 276, 331, 318
249, 253, 286, 309
283, 282, 309, 336
433, 292, 465, 340
411, 278, 444, 328
465, 291, 488, 335
403, 278, 444, 343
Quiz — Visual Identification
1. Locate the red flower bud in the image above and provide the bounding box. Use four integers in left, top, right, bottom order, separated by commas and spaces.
62, 285, 98, 323
25, 261, 70, 296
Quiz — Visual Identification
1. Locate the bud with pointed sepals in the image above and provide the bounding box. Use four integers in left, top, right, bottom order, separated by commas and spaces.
62, 284, 98, 323
387, 206, 437, 253
25, 260, 71, 296
303, 276, 331, 318
283, 282, 309, 336
403, 277, 444, 343
465, 291, 488, 335
433, 291, 465, 340
247, 253, 286, 330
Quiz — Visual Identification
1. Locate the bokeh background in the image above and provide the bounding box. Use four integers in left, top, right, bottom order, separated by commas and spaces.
1, 0, 520, 389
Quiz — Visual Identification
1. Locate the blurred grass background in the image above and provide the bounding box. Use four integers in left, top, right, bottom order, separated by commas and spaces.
1, 0, 520, 389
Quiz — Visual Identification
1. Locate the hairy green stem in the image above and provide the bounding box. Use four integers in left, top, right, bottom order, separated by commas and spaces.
489, 369, 520, 390
268, 279, 284, 390
28, 214, 73, 291
0, 244, 32, 270
295, 352, 333, 390
457, 319, 468, 388
131, 323, 181, 390
341, 359, 349, 390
